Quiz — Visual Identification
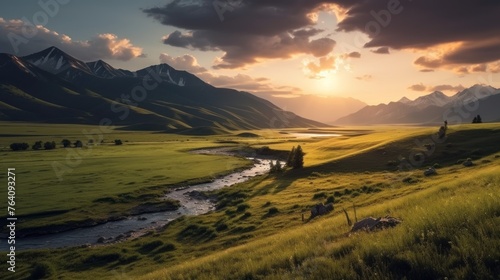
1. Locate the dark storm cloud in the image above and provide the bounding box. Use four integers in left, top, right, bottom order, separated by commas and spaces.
146, 0, 500, 70
145, 0, 336, 68
336, 0, 500, 68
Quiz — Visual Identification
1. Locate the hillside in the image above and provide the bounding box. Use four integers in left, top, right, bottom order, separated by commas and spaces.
0, 47, 325, 131
335, 85, 500, 125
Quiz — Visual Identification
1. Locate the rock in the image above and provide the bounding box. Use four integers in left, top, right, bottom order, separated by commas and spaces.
424, 167, 437, 176
310, 203, 333, 219
137, 216, 147, 221
463, 159, 473, 167
97, 236, 105, 243
351, 216, 401, 232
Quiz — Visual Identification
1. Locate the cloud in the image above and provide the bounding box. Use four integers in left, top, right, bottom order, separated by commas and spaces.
0, 18, 144, 61
156, 53, 300, 95
159, 53, 207, 73
303, 55, 336, 79
348, 51, 361, 58
408, 83, 465, 92
145, 1, 337, 69
334, 0, 500, 72
372, 47, 389, 54
430, 84, 465, 92
408, 83, 427, 92
355, 74, 372, 81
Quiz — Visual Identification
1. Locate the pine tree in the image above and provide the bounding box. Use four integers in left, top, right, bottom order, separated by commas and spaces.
293, 145, 304, 169
476, 115, 482, 123
286, 146, 296, 167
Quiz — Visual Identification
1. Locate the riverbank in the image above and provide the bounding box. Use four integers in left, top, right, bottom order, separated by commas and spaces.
6, 148, 280, 250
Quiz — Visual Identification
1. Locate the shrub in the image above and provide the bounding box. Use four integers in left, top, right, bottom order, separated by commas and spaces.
114, 139, 123, 145
138, 240, 164, 254
29, 262, 54, 280
10, 142, 29, 151
326, 195, 335, 204
215, 223, 228, 232
312, 192, 327, 200
32, 141, 43, 150
267, 207, 279, 215
236, 203, 250, 212
61, 139, 71, 148
74, 140, 83, 148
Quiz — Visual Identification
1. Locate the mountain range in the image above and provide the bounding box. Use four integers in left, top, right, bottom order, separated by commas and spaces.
335, 85, 500, 125
0, 47, 324, 133
252, 93, 367, 124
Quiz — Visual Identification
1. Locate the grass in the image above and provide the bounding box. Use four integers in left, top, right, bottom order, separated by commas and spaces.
0, 122, 251, 232
1, 122, 499, 279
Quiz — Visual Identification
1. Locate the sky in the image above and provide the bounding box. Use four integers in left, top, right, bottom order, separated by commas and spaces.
1, 0, 500, 105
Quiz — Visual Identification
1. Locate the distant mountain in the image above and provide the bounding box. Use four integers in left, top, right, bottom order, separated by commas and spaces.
1, 47, 325, 132
253, 93, 367, 124
335, 85, 500, 125
86, 60, 134, 78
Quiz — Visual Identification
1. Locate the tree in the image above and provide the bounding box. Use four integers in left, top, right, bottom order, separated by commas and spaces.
292, 145, 304, 169
44, 141, 56, 150
61, 139, 71, 148
32, 141, 43, 150
114, 139, 123, 145
10, 143, 29, 151
286, 146, 296, 167
472, 116, 477, 123
74, 140, 83, 148
476, 114, 482, 123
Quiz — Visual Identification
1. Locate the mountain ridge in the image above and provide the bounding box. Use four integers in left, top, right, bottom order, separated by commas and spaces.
335, 85, 500, 125
1, 47, 326, 131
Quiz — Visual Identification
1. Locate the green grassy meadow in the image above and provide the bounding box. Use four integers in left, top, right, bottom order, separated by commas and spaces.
1, 122, 499, 279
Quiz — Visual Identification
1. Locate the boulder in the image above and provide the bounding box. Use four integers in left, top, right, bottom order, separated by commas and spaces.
463, 159, 473, 167
351, 216, 401, 232
310, 203, 333, 219
424, 167, 437, 176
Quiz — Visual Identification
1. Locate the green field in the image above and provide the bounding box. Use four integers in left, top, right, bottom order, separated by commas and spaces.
0, 122, 252, 233
1, 122, 499, 279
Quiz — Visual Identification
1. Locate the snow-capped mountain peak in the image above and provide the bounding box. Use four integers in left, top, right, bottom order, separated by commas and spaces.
410, 91, 450, 108
397, 96, 411, 104
22, 46, 92, 76
86, 60, 133, 78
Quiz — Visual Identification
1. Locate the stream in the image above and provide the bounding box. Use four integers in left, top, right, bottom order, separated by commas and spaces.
3, 150, 279, 251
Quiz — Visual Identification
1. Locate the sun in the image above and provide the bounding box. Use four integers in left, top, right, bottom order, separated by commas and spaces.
313, 74, 339, 95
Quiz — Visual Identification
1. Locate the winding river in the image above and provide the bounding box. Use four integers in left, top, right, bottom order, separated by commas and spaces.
7, 151, 279, 251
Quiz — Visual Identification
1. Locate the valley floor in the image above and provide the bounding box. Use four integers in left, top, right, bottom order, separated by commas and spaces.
1, 123, 499, 279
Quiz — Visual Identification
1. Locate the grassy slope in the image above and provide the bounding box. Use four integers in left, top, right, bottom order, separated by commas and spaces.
2, 123, 499, 279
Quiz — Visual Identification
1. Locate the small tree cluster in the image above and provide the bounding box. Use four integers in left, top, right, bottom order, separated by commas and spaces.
44, 141, 56, 150
286, 145, 304, 169
10, 143, 29, 151
269, 160, 282, 173
32, 141, 43, 150
114, 139, 123, 145
472, 115, 482, 123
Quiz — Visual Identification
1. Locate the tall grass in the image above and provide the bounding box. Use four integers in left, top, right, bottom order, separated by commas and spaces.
142, 166, 500, 280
